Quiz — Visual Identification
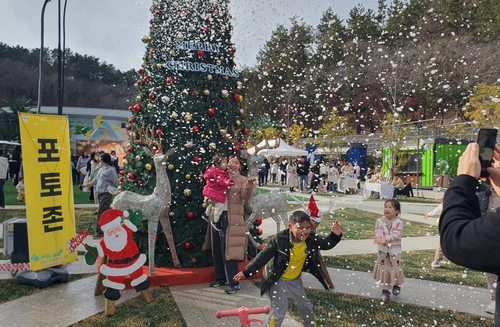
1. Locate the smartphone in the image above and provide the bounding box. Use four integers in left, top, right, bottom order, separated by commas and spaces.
477, 128, 498, 177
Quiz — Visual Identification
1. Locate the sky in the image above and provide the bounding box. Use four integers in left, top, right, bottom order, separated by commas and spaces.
0, 0, 378, 72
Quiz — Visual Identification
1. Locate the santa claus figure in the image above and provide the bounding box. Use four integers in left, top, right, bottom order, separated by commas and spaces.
95, 209, 151, 300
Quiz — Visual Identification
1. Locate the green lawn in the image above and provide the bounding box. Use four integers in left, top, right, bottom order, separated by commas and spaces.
2, 182, 96, 206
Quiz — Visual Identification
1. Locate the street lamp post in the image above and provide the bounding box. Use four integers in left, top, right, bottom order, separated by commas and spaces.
57, 0, 63, 115
37, 0, 51, 114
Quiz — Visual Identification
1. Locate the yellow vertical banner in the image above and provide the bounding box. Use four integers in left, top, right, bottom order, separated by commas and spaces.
19, 113, 77, 271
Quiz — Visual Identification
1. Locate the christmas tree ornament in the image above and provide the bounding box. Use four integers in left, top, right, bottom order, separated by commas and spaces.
176, 32, 184, 41
249, 225, 254, 231
203, 89, 210, 96
238, 95, 244, 102
147, 103, 154, 110
202, 26, 210, 34
235, 120, 241, 126
228, 51, 234, 57
171, 112, 178, 119
186, 211, 195, 219
135, 155, 141, 161
138, 68, 143, 74
150, 48, 157, 54
236, 81, 243, 89
149, 92, 156, 100
145, 163, 152, 171
191, 257, 197, 265
197, 50, 205, 58
207, 108, 215, 116
133, 104, 142, 113
122, 159, 129, 166
170, 49, 176, 56
191, 89, 199, 96
119, 177, 124, 183
161, 96, 170, 103
143, 76, 150, 82
207, 74, 213, 80
184, 113, 193, 121
141, 35, 150, 43
233, 144, 240, 152
240, 109, 245, 115
209, 142, 216, 150
191, 125, 199, 133
183, 189, 192, 197
169, 211, 175, 217
166, 77, 174, 84
149, 18, 154, 25
119, 170, 125, 176
257, 228, 263, 236
128, 146, 134, 152
128, 118, 135, 124
255, 217, 263, 226
134, 83, 139, 89
154, 8, 162, 15
221, 90, 229, 98
136, 95, 142, 102
184, 241, 192, 249
216, 59, 222, 65
233, 94, 240, 101
125, 124, 132, 131
185, 174, 191, 180
156, 129, 164, 136
137, 179, 143, 186
193, 156, 200, 162
128, 172, 136, 180
185, 141, 194, 148
168, 164, 174, 170
243, 127, 249, 135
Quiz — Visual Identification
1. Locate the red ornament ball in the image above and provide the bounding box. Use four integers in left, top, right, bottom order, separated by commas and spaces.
128, 118, 135, 124
255, 217, 263, 226
119, 170, 125, 176
239, 139, 245, 144
133, 104, 141, 113
166, 77, 174, 84
150, 48, 157, 54
233, 94, 240, 101
143, 76, 150, 82
191, 257, 197, 265
127, 172, 135, 180
202, 26, 210, 34
154, 8, 162, 15
192, 125, 199, 133
156, 129, 163, 136
149, 18, 154, 25
149, 92, 156, 100
257, 228, 263, 236
137, 179, 143, 186
128, 105, 133, 112
136, 79, 142, 86
193, 156, 200, 163
192, 89, 199, 96
125, 124, 131, 131
155, 149, 162, 154
243, 127, 249, 135
184, 241, 192, 250
228, 51, 234, 57
233, 144, 240, 152
197, 50, 205, 58
138, 69, 143, 75
118, 177, 124, 183
207, 108, 215, 116
187, 211, 195, 219
127, 146, 134, 152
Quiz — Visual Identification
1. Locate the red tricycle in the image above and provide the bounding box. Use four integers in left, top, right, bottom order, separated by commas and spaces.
216, 306, 270, 327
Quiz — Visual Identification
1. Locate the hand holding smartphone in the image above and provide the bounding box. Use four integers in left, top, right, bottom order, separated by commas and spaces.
477, 128, 498, 177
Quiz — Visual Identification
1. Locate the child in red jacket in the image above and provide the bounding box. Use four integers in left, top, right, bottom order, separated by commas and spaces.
203, 154, 233, 226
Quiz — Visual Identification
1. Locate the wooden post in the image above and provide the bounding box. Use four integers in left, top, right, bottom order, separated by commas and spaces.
141, 289, 154, 303
94, 255, 108, 296
104, 299, 116, 316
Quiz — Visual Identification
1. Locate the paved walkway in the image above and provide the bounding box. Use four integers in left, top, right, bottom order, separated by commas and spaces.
0, 186, 494, 326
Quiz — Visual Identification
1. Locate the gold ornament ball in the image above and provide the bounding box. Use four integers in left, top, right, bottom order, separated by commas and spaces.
185, 174, 191, 180
147, 103, 154, 109
168, 164, 174, 170
156, 63, 163, 69
223, 75, 229, 80
134, 83, 139, 89
202, 202, 207, 209
216, 59, 222, 65
141, 35, 149, 43
240, 109, 245, 115
171, 112, 178, 119
184, 113, 193, 121
176, 32, 184, 41
135, 155, 141, 161
183, 189, 192, 197
145, 163, 152, 171
169, 211, 175, 217
238, 95, 244, 102
136, 95, 142, 102
170, 49, 176, 56
236, 120, 241, 126
203, 89, 210, 96
249, 225, 254, 231
122, 159, 129, 166
207, 74, 213, 80
161, 96, 170, 103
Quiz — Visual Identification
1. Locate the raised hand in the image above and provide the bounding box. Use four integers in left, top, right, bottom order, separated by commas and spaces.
331, 220, 342, 236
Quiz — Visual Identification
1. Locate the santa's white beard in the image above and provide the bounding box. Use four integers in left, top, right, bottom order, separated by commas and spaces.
104, 230, 127, 252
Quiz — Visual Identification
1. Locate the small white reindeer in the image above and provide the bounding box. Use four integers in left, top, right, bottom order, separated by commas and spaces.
111, 126, 179, 274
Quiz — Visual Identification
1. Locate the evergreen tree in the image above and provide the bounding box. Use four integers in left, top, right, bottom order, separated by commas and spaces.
121, 0, 253, 268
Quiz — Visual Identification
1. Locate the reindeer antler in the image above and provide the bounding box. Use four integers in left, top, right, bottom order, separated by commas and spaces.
129, 125, 163, 154
253, 138, 280, 155
218, 124, 247, 150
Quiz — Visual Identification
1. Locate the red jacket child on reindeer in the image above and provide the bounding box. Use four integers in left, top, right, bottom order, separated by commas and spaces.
85, 209, 151, 301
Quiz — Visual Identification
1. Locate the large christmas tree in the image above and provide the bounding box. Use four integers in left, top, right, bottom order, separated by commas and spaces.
121, 0, 252, 268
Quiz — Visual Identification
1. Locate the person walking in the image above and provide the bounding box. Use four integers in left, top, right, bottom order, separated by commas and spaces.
207, 155, 257, 294
286, 158, 298, 192
296, 156, 310, 193
80, 153, 119, 238
234, 210, 342, 327
76, 151, 90, 185
373, 199, 405, 302
0, 150, 8, 209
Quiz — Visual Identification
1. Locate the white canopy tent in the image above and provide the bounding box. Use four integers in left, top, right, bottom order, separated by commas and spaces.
247, 139, 309, 157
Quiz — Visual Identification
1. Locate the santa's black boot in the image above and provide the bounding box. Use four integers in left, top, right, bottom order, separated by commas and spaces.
134, 278, 151, 292
104, 287, 121, 301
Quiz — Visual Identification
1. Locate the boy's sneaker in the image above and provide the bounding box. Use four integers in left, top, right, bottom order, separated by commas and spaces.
225, 284, 241, 294
209, 280, 227, 287
431, 261, 441, 269
392, 285, 401, 296
381, 290, 390, 302
486, 300, 496, 314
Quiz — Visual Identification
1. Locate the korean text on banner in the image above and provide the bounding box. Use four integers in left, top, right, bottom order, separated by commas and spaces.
19, 113, 77, 271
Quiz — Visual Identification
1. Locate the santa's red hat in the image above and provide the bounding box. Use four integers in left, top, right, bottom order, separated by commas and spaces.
308, 195, 321, 223
98, 209, 129, 231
